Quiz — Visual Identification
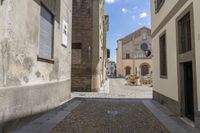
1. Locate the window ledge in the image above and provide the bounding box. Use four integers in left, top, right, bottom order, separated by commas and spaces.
160, 75, 168, 79
37, 56, 54, 64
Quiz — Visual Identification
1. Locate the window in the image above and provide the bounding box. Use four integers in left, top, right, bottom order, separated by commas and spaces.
159, 32, 167, 78
178, 12, 192, 54
39, 4, 54, 60
72, 43, 82, 65
107, 49, 110, 58
125, 66, 131, 76
140, 43, 148, 51
155, 0, 165, 13
126, 53, 130, 59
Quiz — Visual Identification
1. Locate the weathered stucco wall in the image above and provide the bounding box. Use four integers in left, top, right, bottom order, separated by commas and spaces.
0, 0, 72, 123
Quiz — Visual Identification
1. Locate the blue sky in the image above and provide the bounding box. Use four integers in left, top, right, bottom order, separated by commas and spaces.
105, 0, 151, 61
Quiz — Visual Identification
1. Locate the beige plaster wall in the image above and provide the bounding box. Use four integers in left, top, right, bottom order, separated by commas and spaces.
151, 0, 178, 32
193, 0, 200, 111
151, 0, 200, 110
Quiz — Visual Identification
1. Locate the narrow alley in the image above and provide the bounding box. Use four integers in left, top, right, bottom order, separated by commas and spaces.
14, 79, 200, 133
1, 0, 200, 132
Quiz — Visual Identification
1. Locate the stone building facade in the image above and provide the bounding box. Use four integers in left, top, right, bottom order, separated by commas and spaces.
0, 0, 72, 127
116, 27, 153, 78
151, 0, 200, 128
72, 0, 108, 92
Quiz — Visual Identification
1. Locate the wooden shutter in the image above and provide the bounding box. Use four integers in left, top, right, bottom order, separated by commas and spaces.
39, 5, 54, 59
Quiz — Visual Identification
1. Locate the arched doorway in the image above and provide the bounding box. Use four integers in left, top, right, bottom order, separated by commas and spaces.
125, 66, 131, 76
140, 63, 150, 76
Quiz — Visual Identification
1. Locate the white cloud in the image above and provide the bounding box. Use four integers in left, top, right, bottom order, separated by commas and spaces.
122, 8, 129, 13
132, 6, 138, 10
105, 0, 115, 4
132, 15, 136, 20
139, 12, 147, 18
138, 22, 142, 25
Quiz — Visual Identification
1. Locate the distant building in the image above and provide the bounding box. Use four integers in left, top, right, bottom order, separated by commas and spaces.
116, 27, 153, 78
0, 0, 72, 128
151, 0, 200, 128
107, 61, 116, 78
71, 0, 108, 92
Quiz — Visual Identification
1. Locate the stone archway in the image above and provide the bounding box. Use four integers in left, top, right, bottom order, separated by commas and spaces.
140, 63, 150, 76
125, 66, 131, 76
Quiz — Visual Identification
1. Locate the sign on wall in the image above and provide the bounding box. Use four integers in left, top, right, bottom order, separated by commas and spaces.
62, 20, 68, 47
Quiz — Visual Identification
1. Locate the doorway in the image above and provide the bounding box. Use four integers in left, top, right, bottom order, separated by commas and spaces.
180, 62, 194, 121
176, 5, 197, 122
125, 66, 131, 76
141, 64, 149, 76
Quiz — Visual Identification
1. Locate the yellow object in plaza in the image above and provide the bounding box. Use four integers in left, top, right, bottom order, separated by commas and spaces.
128, 74, 137, 84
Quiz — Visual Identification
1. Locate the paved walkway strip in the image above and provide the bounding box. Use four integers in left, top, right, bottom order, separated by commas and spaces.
14, 100, 82, 133
143, 100, 200, 133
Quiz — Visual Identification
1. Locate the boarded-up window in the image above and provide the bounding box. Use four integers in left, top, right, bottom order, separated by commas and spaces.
72, 43, 82, 64
39, 4, 54, 59
178, 12, 192, 54
159, 32, 167, 78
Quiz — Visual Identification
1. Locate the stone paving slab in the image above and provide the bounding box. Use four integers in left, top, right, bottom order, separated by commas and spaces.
143, 100, 200, 133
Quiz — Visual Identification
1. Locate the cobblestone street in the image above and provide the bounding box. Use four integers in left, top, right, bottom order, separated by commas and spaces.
14, 79, 200, 133
50, 99, 169, 133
